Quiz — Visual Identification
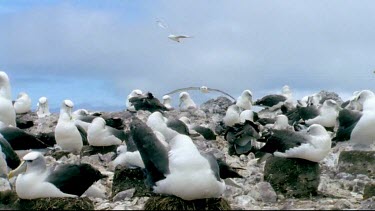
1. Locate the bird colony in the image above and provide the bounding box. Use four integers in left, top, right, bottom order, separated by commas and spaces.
0, 70, 374, 210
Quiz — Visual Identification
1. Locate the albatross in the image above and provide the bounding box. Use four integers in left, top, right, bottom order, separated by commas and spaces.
258, 124, 331, 162
8, 151, 106, 199
164, 86, 235, 102
0, 71, 16, 127
130, 117, 226, 200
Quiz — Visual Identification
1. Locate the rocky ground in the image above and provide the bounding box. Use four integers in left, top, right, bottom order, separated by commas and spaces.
1, 96, 375, 210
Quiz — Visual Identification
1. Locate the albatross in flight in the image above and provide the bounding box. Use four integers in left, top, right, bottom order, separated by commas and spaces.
164, 86, 235, 102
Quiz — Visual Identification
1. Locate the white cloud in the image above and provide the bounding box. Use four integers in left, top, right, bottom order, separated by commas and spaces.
1, 1, 375, 110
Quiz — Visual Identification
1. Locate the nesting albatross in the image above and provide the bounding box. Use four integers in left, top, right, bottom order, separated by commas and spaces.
8, 151, 106, 199
130, 117, 226, 200
0, 71, 16, 127
54, 100, 87, 154
258, 124, 331, 162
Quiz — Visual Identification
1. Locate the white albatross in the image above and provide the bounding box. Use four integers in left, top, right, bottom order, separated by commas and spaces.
8, 151, 106, 199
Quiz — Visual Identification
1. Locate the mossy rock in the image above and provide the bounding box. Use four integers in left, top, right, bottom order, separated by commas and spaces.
15, 113, 35, 129
338, 151, 375, 178
81, 145, 118, 157
111, 165, 155, 198
364, 182, 375, 200
144, 195, 231, 210
0, 190, 19, 209
264, 156, 320, 198
17, 197, 94, 210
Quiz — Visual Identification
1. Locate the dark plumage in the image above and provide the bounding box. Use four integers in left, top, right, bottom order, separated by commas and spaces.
224, 120, 261, 156
46, 163, 107, 196
333, 109, 362, 142
192, 125, 217, 140
130, 117, 169, 188
166, 118, 190, 136
254, 94, 287, 107
129, 92, 169, 113
0, 126, 52, 150
0, 136, 20, 169
258, 129, 309, 154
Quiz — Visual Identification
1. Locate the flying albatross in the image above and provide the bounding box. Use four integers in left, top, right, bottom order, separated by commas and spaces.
156, 18, 193, 43
8, 151, 106, 199
164, 86, 235, 102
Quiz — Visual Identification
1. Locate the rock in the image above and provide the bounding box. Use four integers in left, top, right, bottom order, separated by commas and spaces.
333, 199, 353, 210
256, 182, 277, 203
264, 157, 320, 198
18, 197, 94, 210
143, 196, 231, 210
0, 190, 18, 209
111, 165, 153, 198
112, 188, 136, 202
317, 90, 344, 105
234, 195, 256, 208
81, 145, 118, 157
364, 182, 375, 200
360, 196, 375, 210
15, 112, 35, 129
200, 96, 233, 116
337, 151, 375, 177
0, 178, 11, 192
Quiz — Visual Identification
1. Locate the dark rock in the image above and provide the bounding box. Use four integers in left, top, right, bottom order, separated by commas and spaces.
364, 182, 375, 200
15, 113, 35, 129
111, 165, 154, 198
200, 96, 233, 116
81, 145, 118, 157
264, 156, 320, 198
318, 90, 344, 105
0, 190, 18, 210
337, 151, 375, 178
144, 196, 231, 210
18, 197, 94, 210
360, 196, 375, 210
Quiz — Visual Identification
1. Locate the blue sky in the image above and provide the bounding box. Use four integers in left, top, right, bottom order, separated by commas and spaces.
1, 1, 375, 112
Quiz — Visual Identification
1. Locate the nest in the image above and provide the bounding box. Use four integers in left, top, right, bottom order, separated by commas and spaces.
18, 197, 94, 210
144, 195, 231, 210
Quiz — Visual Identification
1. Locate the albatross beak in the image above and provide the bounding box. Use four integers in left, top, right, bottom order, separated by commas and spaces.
8, 161, 27, 179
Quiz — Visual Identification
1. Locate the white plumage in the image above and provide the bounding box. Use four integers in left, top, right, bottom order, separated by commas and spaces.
350, 90, 375, 148
126, 89, 143, 112
305, 99, 341, 128
36, 96, 51, 118
239, 110, 254, 123
54, 100, 83, 154
14, 92, 32, 114
87, 117, 122, 146
12, 152, 77, 199
223, 104, 241, 127
236, 90, 253, 111
110, 145, 145, 170
153, 134, 225, 200
179, 92, 197, 111
0, 71, 16, 127
162, 95, 173, 110
274, 124, 332, 162
147, 111, 178, 141
0, 145, 8, 177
